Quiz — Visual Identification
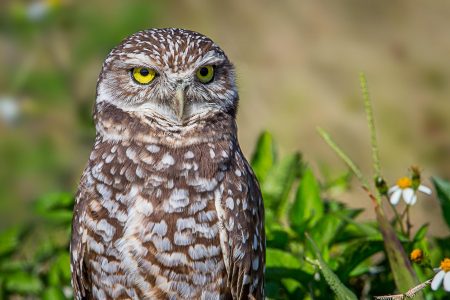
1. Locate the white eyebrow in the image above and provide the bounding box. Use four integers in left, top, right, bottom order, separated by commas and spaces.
117, 53, 155, 68
195, 51, 226, 67
113, 50, 226, 70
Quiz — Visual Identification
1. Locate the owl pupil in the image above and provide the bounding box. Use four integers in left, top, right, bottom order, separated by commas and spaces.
199, 67, 209, 76
140, 68, 150, 76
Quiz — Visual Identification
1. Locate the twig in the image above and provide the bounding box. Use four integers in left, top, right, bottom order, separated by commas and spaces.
404, 279, 432, 298
374, 279, 432, 300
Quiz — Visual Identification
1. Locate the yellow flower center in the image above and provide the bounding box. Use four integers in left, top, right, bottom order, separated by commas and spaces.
440, 258, 450, 272
410, 249, 423, 263
396, 177, 412, 189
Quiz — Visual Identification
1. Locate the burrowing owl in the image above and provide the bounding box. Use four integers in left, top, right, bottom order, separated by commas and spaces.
70, 28, 265, 299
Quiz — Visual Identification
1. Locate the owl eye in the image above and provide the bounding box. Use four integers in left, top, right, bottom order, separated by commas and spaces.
196, 65, 214, 84
132, 67, 156, 85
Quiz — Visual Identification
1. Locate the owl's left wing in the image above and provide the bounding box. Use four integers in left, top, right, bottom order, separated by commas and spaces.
217, 149, 265, 300
70, 173, 93, 300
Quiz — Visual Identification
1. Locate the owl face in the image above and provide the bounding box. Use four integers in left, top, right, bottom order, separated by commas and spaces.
96, 28, 238, 125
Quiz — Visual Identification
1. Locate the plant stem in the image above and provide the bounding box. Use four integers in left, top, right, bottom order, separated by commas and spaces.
406, 206, 412, 238
388, 198, 406, 236
317, 127, 382, 207
317, 127, 368, 188
360, 73, 381, 179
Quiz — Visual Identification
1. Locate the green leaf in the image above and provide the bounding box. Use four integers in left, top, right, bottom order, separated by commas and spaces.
266, 226, 290, 250
48, 263, 61, 287
250, 131, 277, 183
0, 260, 29, 273
262, 153, 302, 219
337, 240, 384, 280
33, 237, 57, 262
327, 201, 362, 218
374, 205, 422, 298
305, 234, 358, 300
0, 226, 26, 257
48, 252, 71, 286
36, 209, 73, 224
33, 191, 74, 224
309, 215, 341, 253
348, 264, 371, 277
333, 214, 381, 243
266, 248, 302, 269
281, 278, 303, 298
431, 176, 450, 229
266, 248, 311, 284
42, 287, 66, 300
322, 169, 352, 194
4, 271, 43, 294
56, 252, 71, 282
265, 281, 285, 300
290, 167, 324, 229
435, 236, 450, 258
34, 192, 74, 214
413, 224, 429, 243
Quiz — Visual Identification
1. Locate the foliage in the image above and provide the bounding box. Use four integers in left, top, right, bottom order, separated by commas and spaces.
0, 193, 72, 299
2, 86, 450, 298
432, 177, 450, 230
2, 137, 450, 298
253, 130, 450, 299
0, 3, 449, 298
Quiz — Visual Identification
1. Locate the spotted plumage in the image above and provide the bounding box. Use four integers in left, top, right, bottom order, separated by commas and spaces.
71, 28, 265, 299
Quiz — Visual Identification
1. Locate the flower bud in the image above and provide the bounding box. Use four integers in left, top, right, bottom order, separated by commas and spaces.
410, 248, 424, 263
375, 176, 388, 196
410, 166, 421, 190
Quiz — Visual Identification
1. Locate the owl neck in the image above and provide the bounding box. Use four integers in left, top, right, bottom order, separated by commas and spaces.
94, 102, 237, 147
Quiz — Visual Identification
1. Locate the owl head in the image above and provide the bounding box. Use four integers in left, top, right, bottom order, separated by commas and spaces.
95, 28, 238, 127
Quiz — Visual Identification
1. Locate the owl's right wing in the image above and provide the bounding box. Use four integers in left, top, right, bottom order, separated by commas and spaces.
70, 175, 92, 300
217, 151, 265, 300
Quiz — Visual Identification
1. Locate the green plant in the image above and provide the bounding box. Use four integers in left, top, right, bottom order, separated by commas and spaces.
0, 193, 73, 299
1, 77, 450, 299
253, 75, 450, 299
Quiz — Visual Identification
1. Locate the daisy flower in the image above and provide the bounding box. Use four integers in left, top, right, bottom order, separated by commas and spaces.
388, 177, 432, 206
431, 258, 450, 292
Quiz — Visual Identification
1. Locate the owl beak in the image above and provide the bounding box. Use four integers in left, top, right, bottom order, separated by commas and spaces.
174, 82, 187, 122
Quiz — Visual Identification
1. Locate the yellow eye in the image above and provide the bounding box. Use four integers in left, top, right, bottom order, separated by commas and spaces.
132, 67, 156, 84
196, 65, 214, 83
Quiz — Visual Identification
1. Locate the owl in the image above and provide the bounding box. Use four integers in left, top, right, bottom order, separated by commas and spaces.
70, 28, 265, 300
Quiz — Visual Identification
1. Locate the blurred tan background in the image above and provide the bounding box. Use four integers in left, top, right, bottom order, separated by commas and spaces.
1, 0, 449, 234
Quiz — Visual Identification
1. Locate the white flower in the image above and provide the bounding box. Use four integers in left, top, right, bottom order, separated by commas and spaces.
388, 177, 432, 206
0, 96, 20, 124
27, 1, 50, 21
27, 0, 61, 21
431, 258, 450, 292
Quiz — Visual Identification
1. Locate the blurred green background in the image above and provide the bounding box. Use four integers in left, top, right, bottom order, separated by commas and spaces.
1, 0, 450, 235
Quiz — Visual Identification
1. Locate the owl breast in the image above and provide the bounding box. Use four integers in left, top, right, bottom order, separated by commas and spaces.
82, 135, 235, 299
